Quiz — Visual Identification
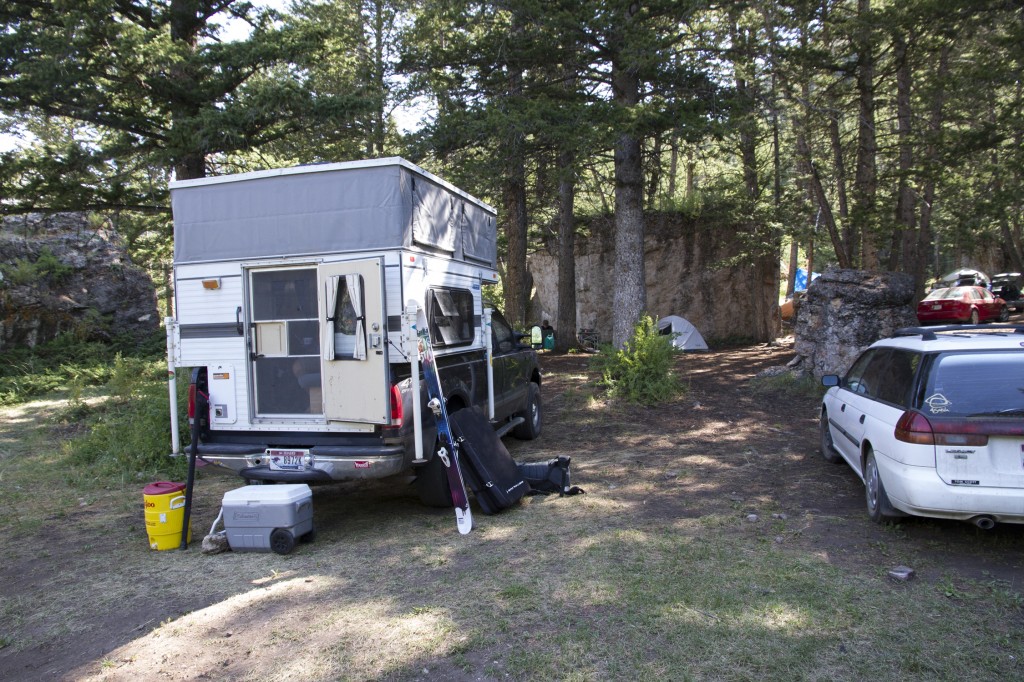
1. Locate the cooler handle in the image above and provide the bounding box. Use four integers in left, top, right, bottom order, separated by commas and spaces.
169, 495, 186, 510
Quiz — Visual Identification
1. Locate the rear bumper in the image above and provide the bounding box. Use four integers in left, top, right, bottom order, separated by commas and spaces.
877, 454, 1024, 524
197, 443, 408, 482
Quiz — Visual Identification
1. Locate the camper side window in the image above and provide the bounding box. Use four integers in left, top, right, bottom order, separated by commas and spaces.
427, 287, 474, 347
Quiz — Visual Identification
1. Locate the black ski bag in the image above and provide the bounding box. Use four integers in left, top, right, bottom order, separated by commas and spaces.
449, 409, 529, 514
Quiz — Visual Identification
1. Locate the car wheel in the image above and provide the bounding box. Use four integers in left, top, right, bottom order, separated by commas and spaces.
270, 528, 296, 555
864, 449, 899, 524
512, 382, 542, 440
819, 410, 842, 463
999, 305, 1010, 322
969, 309, 980, 325
413, 445, 454, 507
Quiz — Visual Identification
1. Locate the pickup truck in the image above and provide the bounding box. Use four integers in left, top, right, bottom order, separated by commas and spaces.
187, 307, 541, 505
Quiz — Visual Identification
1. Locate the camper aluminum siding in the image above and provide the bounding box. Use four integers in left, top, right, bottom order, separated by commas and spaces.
170, 157, 497, 268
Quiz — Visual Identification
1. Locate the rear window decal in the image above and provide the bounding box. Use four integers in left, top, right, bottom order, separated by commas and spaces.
925, 393, 951, 414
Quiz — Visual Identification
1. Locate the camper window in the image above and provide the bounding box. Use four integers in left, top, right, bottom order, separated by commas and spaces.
427, 287, 474, 347
332, 275, 366, 360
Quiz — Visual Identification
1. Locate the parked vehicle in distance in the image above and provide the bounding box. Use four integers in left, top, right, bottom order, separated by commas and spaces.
990, 272, 1024, 313
930, 267, 989, 290
916, 286, 1008, 325
819, 325, 1024, 528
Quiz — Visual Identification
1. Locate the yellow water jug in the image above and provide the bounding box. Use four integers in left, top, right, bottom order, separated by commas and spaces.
144, 481, 191, 550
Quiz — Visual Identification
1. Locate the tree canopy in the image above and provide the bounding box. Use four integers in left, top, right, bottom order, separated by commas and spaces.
2, 0, 1022, 340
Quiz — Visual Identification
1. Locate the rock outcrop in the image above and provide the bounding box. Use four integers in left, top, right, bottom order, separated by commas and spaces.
0, 213, 159, 351
527, 212, 772, 343
791, 267, 918, 377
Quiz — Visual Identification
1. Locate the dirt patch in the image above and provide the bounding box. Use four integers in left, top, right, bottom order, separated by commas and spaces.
1, 342, 1022, 680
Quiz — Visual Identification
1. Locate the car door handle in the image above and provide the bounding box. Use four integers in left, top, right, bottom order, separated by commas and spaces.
859, 415, 865, 424
841, 404, 846, 412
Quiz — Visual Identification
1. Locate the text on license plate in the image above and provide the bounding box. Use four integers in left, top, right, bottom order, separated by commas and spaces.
267, 449, 307, 471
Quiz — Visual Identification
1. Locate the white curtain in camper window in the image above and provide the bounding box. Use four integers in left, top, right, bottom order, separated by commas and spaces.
346, 273, 366, 360
326, 274, 366, 361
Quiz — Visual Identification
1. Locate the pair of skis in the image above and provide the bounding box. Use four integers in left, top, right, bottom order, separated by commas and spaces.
415, 312, 473, 535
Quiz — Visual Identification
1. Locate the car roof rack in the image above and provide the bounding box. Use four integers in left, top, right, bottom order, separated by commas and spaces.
894, 324, 1024, 341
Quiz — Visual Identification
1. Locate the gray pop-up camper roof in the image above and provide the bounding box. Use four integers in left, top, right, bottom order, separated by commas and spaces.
170, 157, 497, 267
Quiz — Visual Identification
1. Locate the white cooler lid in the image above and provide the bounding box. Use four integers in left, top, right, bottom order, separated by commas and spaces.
222, 483, 312, 505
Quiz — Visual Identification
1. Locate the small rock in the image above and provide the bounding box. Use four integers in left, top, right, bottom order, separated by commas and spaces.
772, 513, 789, 520
888, 565, 915, 581
746, 514, 759, 522
201, 532, 231, 555
774, 536, 784, 544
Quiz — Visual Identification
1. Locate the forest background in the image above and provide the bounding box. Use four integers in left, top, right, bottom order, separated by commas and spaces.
1, 0, 1022, 349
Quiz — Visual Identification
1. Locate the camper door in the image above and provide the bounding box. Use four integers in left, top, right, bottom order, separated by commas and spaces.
318, 259, 388, 423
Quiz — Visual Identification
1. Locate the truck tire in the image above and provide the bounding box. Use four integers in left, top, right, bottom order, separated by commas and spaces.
413, 448, 453, 507
512, 383, 542, 440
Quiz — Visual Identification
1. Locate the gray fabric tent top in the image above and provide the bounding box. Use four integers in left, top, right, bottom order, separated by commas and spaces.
171, 158, 497, 267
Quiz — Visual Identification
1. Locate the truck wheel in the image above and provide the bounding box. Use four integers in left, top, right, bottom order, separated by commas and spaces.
270, 529, 296, 555
512, 383, 542, 440
413, 448, 453, 507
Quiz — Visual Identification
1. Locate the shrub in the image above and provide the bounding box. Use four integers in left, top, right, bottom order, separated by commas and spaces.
62, 357, 187, 480
592, 315, 683, 405
0, 247, 74, 286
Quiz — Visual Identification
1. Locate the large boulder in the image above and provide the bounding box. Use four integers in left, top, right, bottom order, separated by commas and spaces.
528, 211, 771, 343
0, 213, 159, 351
792, 267, 918, 378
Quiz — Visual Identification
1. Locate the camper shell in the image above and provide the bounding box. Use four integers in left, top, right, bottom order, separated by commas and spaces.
166, 158, 542, 492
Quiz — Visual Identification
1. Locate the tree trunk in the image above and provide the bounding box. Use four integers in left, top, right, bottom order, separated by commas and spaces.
917, 44, 950, 295
169, 0, 206, 180
893, 32, 917, 279
503, 148, 529, 327
555, 149, 577, 354
786, 240, 798, 298
853, 0, 878, 269
612, 127, 646, 348
610, 8, 646, 349
646, 132, 662, 210
501, 13, 529, 328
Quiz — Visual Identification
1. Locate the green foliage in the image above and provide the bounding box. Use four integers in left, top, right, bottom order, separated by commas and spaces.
592, 315, 683, 405
0, 247, 73, 286
60, 354, 185, 479
0, 330, 164, 406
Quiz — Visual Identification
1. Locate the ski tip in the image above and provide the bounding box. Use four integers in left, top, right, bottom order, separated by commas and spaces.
455, 508, 473, 535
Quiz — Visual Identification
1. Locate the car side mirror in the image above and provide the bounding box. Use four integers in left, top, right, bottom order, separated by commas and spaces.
821, 375, 840, 387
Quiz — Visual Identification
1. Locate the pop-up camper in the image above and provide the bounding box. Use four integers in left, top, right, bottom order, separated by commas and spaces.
165, 158, 541, 498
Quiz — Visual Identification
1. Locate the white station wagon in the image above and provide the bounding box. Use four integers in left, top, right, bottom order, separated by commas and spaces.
820, 325, 1024, 528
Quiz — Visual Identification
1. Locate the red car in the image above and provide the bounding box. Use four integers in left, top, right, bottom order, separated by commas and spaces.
916, 286, 1009, 325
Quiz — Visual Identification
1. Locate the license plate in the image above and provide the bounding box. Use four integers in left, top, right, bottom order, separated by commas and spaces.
931, 304, 942, 310
267, 449, 307, 471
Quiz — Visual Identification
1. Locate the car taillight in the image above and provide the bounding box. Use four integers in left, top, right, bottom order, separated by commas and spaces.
895, 410, 935, 445
895, 411, 989, 446
389, 384, 403, 426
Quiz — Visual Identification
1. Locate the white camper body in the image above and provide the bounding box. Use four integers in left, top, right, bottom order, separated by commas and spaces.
166, 159, 512, 481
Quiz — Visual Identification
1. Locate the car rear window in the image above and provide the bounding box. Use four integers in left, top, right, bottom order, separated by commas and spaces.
920, 351, 1024, 417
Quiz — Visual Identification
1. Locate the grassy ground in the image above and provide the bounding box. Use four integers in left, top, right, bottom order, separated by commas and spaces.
1, 347, 1022, 681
